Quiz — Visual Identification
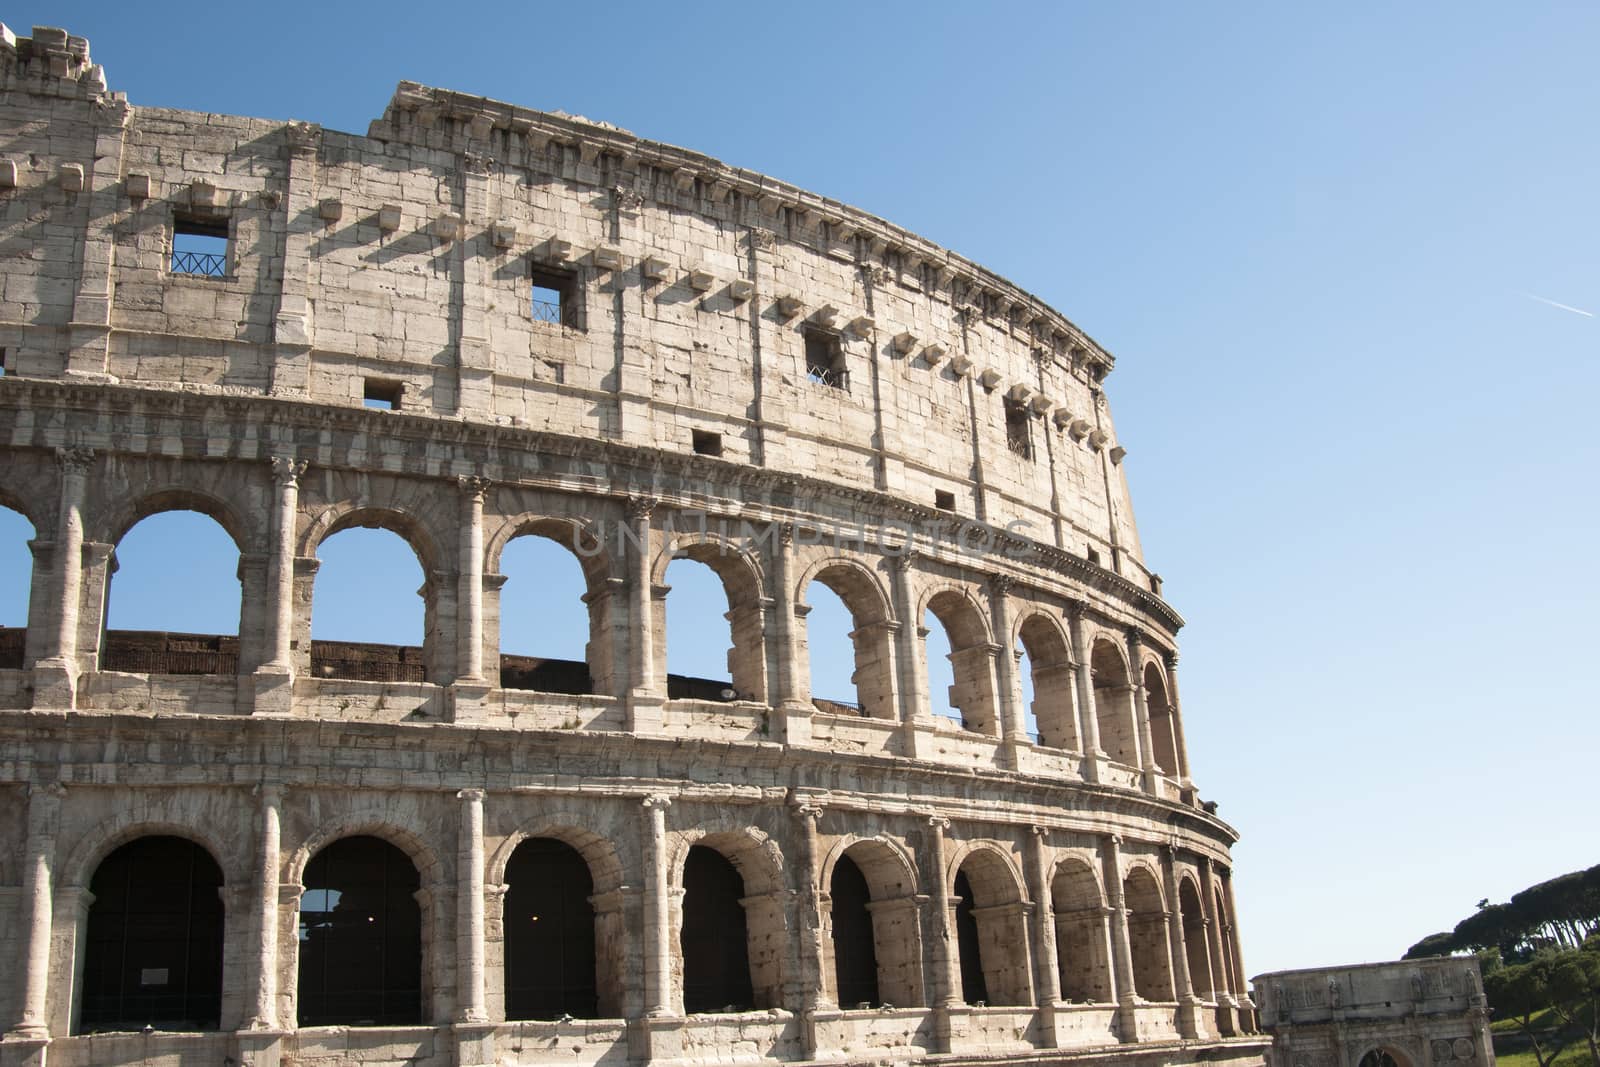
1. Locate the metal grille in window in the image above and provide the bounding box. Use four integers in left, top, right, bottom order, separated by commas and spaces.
1005, 400, 1033, 459
172, 216, 229, 277
531, 268, 580, 328
804, 328, 848, 390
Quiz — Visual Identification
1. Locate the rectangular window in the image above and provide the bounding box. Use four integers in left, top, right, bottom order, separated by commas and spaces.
803, 326, 848, 390
530, 266, 580, 328
692, 430, 723, 457
171, 215, 229, 277
935, 490, 956, 512
363, 378, 403, 410
0, 347, 7, 377
1004, 398, 1033, 459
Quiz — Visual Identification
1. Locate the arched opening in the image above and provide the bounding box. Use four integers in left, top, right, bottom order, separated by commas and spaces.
1015, 642, 1038, 740
1359, 1050, 1408, 1067
1123, 867, 1174, 1001
498, 532, 596, 695
925, 591, 997, 735
1051, 859, 1112, 1004
1145, 663, 1179, 776
1091, 639, 1139, 767
297, 835, 422, 1027
0, 504, 34, 669
503, 837, 597, 1020
1214, 884, 1239, 995
1019, 614, 1077, 750
80, 836, 224, 1033
823, 841, 924, 1009
1179, 878, 1213, 999
952, 850, 1031, 1006
662, 550, 765, 703
830, 855, 879, 1008
312, 524, 429, 683
680, 845, 753, 1014
924, 611, 959, 725
803, 564, 894, 718
104, 510, 241, 675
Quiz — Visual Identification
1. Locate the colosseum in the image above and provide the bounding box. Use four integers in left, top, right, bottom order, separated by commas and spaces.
0, 25, 1264, 1067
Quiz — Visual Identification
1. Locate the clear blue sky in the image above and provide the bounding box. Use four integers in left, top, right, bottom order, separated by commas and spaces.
2, 2, 1596, 977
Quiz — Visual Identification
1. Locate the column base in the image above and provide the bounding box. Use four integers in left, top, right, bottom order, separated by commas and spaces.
901, 716, 941, 761
447, 680, 494, 724
1082, 751, 1107, 785
1115, 997, 1142, 1043
231, 1027, 286, 1067
774, 700, 813, 746
628, 1012, 683, 1065
453, 1020, 497, 1067
0, 1033, 49, 1067
251, 665, 294, 716
999, 735, 1030, 771
30, 661, 76, 711
627, 690, 665, 734
1177, 995, 1206, 1039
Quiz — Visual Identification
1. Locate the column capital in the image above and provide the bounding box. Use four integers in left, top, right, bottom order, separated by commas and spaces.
1030, 824, 1050, 841
626, 495, 658, 523
926, 814, 951, 833
457, 787, 486, 803
642, 793, 672, 811
1125, 626, 1144, 650
270, 455, 308, 485
888, 547, 920, 572
254, 782, 284, 803
28, 781, 66, 803
1164, 648, 1180, 671
777, 521, 796, 547
1065, 598, 1089, 623
56, 445, 95, 473
457, 474, 492, 499
986, 572, 1015, 597
790, 800, 825, 823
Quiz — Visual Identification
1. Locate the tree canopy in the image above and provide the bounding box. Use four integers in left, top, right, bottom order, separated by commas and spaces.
1406, 863, 1600, 963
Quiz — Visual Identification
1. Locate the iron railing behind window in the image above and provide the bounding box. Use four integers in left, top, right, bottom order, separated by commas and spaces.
807, 364, 849, 390
171, 250, 227, 277
531, 297, 579, 328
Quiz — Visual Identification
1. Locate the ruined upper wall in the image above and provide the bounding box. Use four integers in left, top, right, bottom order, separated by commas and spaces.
0, 24, 1152, 583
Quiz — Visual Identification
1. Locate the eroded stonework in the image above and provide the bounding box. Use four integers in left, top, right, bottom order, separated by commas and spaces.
0, 24, 1265, 1067
1253, 959, 1494, 1067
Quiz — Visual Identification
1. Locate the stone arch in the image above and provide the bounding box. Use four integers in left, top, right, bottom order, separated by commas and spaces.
818, 835, 925, 1009
669, 823, 788, 1012
105, 486, 253, 554
1358, 1048, 1413, 1067
1016, 610, 1077, 750
1050, 854, 1113, 1003
798, 556, 896, 718
1177, 873, 1214, 1000
1212, 880, 1239, 995
655, 531, 768, 703
305, 505, 443, 683
78, 834, 227, 1034
0, 481, 45, 537
949, 842, 1031, 1006
923, 584, 999, 735
490, 513, 621, 696
1144, 660, 1180, 777
286, 813, 445, 889
0, 497, 36, 661
1123, 863, 1174, 1001
61, 814, 239, 893
1090, 636, 1139, 767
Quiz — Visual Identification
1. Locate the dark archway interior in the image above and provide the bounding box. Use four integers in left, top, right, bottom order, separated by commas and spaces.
681, 845, 753, 1014
830, 855, 879, 1007
954, 869, 988, 1004
297, 835, 422, 1027
81, 836, 224, 1033
504, 837, 598, 1020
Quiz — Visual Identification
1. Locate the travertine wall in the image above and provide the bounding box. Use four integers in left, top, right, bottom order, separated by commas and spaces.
1255, 959, 1495, 1067
0, 24, 1264, 1067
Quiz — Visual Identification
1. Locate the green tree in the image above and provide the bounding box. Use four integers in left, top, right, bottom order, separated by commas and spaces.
1485, 957, 1568, 1067
1544, 942, 1600, 1066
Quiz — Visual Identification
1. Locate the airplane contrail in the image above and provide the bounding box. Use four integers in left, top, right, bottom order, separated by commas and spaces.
1524, 293, 1594, 318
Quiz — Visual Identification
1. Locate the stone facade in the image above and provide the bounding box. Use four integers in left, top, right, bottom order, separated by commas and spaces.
1253, 959, 1494, 1067
0, 24, 1265, 1067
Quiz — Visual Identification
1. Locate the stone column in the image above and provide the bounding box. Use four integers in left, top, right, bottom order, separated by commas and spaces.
769, 524, 811, 743
457, 789, 488, 1022
11, 782, 64, 1038
890, 552, 932, 758
1066, 601, 1102, 782
1164, 650, 1195, 791
1198, 856, 1229, 1003
792, 800, 828, 1058
269, 121, 319, 396
626, 498, 663, 732
927, 816, 960, 1008
641, 794, 674, 1016
245, 783, 283, 1030
1100, 835, 1140, 1042
1125, 629, 1158, 792
34, 448, 93, 707
987, 575, 1028, 769
254, 458, 304, 716
1026, 827, 1061, 1043
457, 477, 489, 683
1163, 847, 1201, 1038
